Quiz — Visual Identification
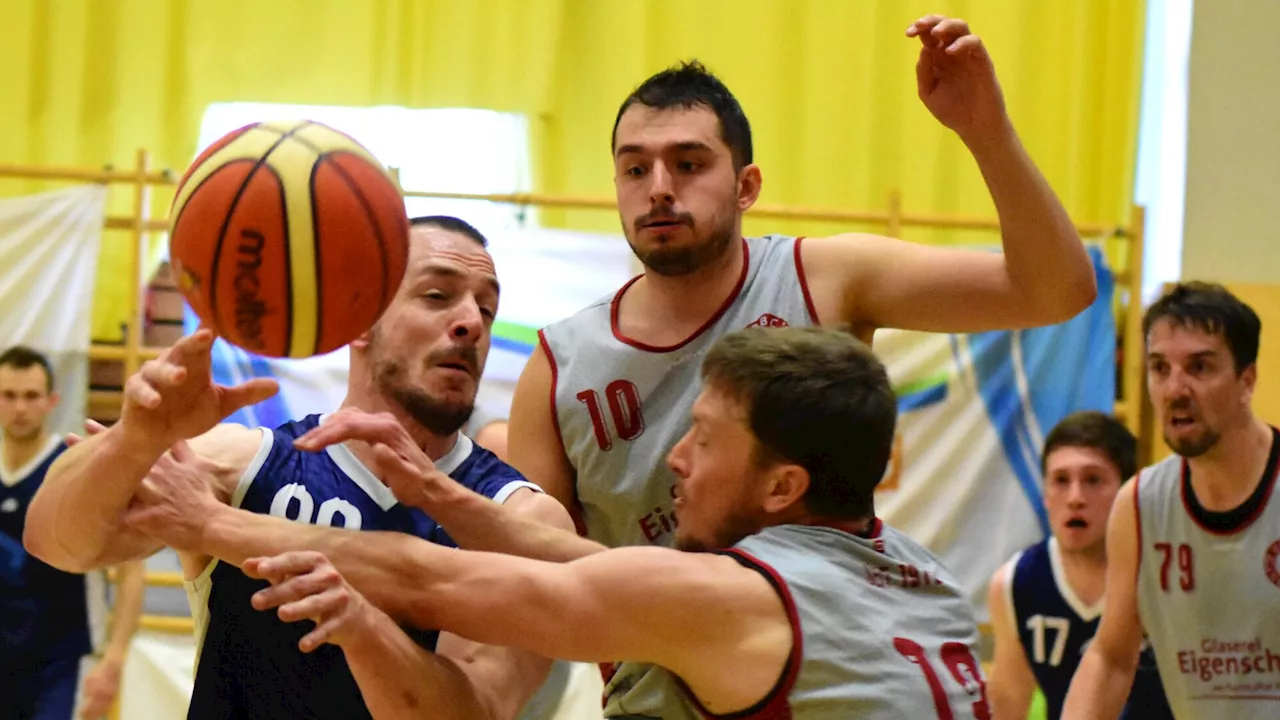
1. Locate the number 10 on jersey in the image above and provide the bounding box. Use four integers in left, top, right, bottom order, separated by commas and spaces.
578, 380, 645, 451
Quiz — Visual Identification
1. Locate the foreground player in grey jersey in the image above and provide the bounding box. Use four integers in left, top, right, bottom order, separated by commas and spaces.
1064, 282, 1280, 719
183, 327, 990, 719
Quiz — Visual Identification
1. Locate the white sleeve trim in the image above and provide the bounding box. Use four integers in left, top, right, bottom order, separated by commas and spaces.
231, 428, 274, 509
493, 480, 544, 505
1003, 550, 1022, 629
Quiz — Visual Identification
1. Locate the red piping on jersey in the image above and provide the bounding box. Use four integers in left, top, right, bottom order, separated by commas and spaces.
1133, 471, 1143, 571
609, 239, 750, 353
536, 330, 588, 537
1178, 445, 1280, 536
792, 237, 820, 324
679, 548, 801, 720
536, 329, 566, 455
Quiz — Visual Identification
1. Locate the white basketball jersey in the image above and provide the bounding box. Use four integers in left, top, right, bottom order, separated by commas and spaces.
538, 235, 816, 548
1135, 428, 1280, 719
603, 523, 989, 718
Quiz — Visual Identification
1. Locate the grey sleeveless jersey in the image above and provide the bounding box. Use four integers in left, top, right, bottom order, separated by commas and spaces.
1134, 445, 1280, 719
603, 523, 989, 719
539, 235, 817, 548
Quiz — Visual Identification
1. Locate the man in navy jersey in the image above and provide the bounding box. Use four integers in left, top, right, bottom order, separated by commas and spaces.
0, 346, 145, 720
25, 217, 573, 720
987, 411, 1172, 719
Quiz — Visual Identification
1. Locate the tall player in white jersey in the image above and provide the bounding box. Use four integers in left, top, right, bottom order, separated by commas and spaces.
138, 326, 992, 719
511, 12, 1098, 552
1064, 282, 1279, 719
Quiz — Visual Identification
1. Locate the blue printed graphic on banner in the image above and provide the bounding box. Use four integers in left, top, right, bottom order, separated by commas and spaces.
958, 246, 1116, 537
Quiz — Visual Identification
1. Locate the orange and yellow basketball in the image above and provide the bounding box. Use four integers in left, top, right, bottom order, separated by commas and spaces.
168, 119, 410, 358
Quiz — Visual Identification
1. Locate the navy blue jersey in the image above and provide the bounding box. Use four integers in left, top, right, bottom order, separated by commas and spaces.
0, 435, 106, 671
186, 415, 540, 720
1009, 538, 1172, 720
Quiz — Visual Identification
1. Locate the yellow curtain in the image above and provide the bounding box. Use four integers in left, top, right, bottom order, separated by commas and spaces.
537, 0, 1147, 244
0, 0, 1144, 342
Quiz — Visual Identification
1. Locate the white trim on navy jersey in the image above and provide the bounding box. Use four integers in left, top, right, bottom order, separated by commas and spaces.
85, 567, 109, 654
232, 428, 275, 509
1047, 537, 1104, 621
0, 432, 64, 487
1003, 549, 1022, 628
319, 414, 476, 511
493, 480, 544, 505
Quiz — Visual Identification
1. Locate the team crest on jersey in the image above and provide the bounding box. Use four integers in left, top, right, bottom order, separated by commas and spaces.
746, 313, 788, 328
1265, 539, 1280, 589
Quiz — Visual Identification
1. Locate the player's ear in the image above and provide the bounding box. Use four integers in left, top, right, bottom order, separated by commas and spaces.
761, 462, 809, 515
47, 391, 60, 410
350, 325, 375, 351
736, 163, 762, 211
1240, 362, 1258, 405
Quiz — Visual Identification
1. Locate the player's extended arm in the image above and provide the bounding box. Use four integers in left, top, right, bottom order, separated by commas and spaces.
242, 554, 549, 720
294, 348, 603, 563
24, 421, 175, 572
77, 559, 147, 719
102, 559, 145, 671
251, 544, 793, 715
339, 611, 541, 720
1062, 481, 1145, 719
179, 499, 594, 627
24, 330, 274, 572
800, 17, 1095, 335
987, 560, 1036, 720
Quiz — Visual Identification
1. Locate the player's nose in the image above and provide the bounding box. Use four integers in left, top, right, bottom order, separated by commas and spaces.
648, 162, 675, 204
447, 299, 485, 341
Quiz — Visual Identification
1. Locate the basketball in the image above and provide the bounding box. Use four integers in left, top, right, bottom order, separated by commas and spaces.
167, 119, 410, 358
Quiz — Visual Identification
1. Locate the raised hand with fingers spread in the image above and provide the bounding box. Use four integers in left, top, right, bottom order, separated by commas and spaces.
293, 408, 460, 512
119, 328, 278, 452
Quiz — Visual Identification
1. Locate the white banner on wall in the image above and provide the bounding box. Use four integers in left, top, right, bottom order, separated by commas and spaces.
0, 185, 106, 435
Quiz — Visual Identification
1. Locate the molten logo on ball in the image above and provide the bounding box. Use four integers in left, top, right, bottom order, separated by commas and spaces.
234, 229, 269, 352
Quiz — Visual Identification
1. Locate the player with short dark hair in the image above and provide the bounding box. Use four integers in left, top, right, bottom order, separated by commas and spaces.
0, 346, 145, 720
1065, 282, 1279, 719
988, 411, 1172, 719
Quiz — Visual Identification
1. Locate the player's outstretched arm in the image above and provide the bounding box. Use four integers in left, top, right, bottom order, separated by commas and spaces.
243, 553, 545, 720
1062, 480, 1145, 719
79, 559, 147, 719
294, 404, 605, 563
252, 544, 794, 716
799, 16, 1095, 336
24, 330, 273, 572
987, 560, 1036, 720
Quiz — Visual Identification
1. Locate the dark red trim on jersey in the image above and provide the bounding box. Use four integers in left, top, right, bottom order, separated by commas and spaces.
536, 329, 565, 453
609, 239, 751, 353
676, 548, 801, 720
792, 236, 820, 324
1178, 426, 1280, 536
1133, 471, 1144, 569
535, 330, 588, 536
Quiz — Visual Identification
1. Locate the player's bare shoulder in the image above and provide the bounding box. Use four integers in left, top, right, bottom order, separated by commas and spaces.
185, 423, 270, 505
795, 232, 894, 334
